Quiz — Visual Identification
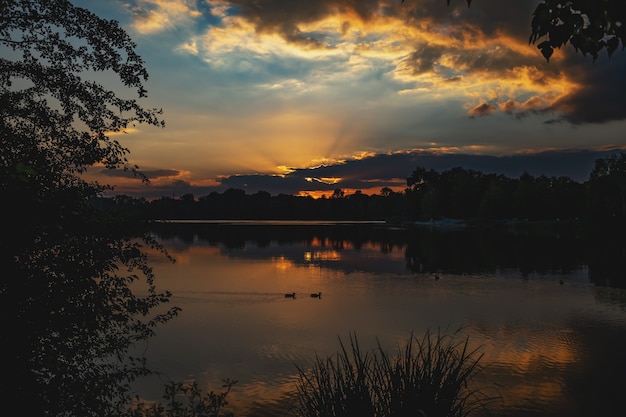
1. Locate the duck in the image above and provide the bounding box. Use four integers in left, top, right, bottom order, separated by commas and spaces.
284, 292, 296, 298
310, 292, 322, 298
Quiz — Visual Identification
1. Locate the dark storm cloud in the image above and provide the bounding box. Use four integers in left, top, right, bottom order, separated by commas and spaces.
220, 0, 626, 124
99, 168, 180, 179
220, 174, 311, 195
450, 1, 626, 124
550, 52, 626, 124
211, 148, 622, 196
447, 0, 538, 38
228, 0, 537, 66
219, 171, 402, 195
401, 44, 443, 75
226, 0, 371, 46
105, 179, 199, 200
296, 148, 619, 183
229, 0, 382, 30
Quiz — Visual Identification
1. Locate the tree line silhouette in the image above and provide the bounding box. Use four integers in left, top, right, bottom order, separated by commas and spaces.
99, 152, 626, 227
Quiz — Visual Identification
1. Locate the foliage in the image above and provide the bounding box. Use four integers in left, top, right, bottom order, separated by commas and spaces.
0, 0, 165, 253
1, 0, 164, 182
586, 151, 626, 220
123, 188, 406, 221
294, 329, 496, 417
529, 0, 625, 62
98, 150, 626, 228
1, 0, 164, 247
0, 1, 186, 415
405, 165, 587, 222
3, 218, 181, 416
130, 379, 237, 417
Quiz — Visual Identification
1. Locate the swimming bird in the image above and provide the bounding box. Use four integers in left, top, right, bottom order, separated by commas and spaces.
310, 292, 322, 298
284, 292, 296, 298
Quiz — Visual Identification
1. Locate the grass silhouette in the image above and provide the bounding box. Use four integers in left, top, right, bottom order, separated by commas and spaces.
294, 329, 497, 417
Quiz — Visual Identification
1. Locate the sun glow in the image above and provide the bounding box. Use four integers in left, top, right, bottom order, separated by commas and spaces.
100, 0, 623, 201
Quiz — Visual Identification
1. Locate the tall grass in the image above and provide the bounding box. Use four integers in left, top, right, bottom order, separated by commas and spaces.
294, 329, 496, 417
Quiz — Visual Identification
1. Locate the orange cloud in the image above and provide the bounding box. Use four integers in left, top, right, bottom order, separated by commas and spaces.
168, 1, 583, 126
468, 102, 496, 117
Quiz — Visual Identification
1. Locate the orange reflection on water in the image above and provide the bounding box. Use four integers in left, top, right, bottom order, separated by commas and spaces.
472, 324, 580, 413
145, 241, 224, 266
309, 236, 355, 249
480, 327, 578, 372
272, 255, 295, 272
136, 230, 626, 417
227, 376, 300, 417
304, 250, 341, 262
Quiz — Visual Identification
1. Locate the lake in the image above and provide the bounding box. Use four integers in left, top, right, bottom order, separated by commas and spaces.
135, 221, 626, 417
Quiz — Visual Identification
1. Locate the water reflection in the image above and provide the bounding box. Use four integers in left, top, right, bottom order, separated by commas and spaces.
140, 222, 626, 417
152, 221, 626, 287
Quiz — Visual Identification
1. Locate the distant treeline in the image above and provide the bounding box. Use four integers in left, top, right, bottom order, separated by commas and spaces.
96, 152, 626, 226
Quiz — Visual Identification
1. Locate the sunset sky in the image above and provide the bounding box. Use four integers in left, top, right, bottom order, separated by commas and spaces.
79, 0, 626, 199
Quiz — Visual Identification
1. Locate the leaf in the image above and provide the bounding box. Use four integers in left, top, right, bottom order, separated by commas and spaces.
570, 33, 583, 51
529, 3, 552, 44
606, 36, 619, 58
538, 41, 554, 62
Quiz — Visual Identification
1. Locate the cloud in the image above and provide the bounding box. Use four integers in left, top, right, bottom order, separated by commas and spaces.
110, 148, 626, 199
123, 0, 626, 126
130, 0, 201, 34
164, 0, 626, 125
468, 102, 496, 117
99, 168, 180, 179
499, 99, 517, 114
287, 148, 614, 184
549, 53, 626, 124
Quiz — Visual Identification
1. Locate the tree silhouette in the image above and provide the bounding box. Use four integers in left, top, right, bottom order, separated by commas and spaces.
529, 0, 626, 61
332, 188, 345, 199
587, 151, 626, 221
1, 1, 178, 415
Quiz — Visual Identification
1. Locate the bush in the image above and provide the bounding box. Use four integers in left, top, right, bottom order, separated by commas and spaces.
130, 379, 237, 417
294, 329, 496, 417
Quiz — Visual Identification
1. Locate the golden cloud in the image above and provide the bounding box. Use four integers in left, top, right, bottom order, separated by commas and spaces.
131, 0, 201, 34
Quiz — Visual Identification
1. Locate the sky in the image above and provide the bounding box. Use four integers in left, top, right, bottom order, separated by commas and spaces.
78, 0, 626, 199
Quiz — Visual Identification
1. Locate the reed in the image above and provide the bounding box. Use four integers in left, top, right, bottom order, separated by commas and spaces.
294, 334, 375, 417
294, 329, 494, 417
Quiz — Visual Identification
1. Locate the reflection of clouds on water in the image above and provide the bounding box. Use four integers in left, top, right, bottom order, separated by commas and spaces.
150, 222, 608, 280
139, 224, 626, 417
470, 323, 580, 415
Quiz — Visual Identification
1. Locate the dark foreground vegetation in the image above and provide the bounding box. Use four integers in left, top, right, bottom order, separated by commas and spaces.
294, 330, 496, 417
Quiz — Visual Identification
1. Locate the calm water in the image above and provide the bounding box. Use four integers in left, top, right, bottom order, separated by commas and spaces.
135, 221, 626, 417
